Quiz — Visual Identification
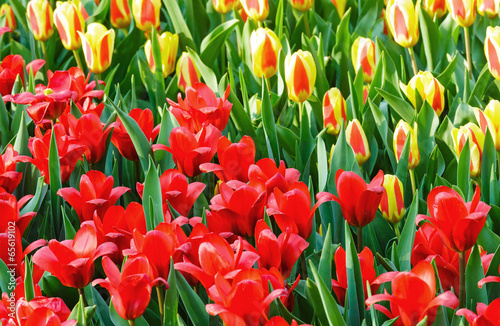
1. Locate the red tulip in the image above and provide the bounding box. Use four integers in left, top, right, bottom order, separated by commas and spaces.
479, 260, 500, 287
200, 135, 255, 182
267, 182, 333, 239
107, 108, 160, 161
0, 192, 36, 236
93, 256, 167, 321
156, 124, 221, 177
136, 169, 205, 219
332, 246, 378, 306
366, 261, 459, 326
168, 83, 232, 133
15, 296, 75, 326
457, 299, 500, 326
330, 169, 385, 228
206, 180, 267, 237
248, 158, 301, 195
416, 185, 490, 252
57, 170, 129, 223
254, 220, 308, 278
28, 124, 86, 184
0, 144, 32, 193
0, 55, 24, 96
32, 224, 117, 289
258, 267, 300, 312
266, 317, 312, 326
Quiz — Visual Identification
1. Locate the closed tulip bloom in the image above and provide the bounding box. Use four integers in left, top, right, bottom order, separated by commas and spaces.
176, 52, 201, 93
400, 71, 445, 116
213, 0, 237, 14
322, 87, 346, 136
478, 0, 499, 18
250, 27, 282, 79
289, 0, 314, 12
452, 122, 485, 177
485, 26, 500, 81
110, 0, 131, 29
379, 174, 405, 224
484, 100, 500, 151
285, 50, 316, 103
132, 0, 161, 32
0, 4, 16, 30
446, 0, 476, 27
393, 120, 420, 169
386, 0, 420, 48
423, 0, 447, 18
346, 119, 371, 165
351, 37, 376, 83
53, 1, 84, 50
331, 0, 346, 17
79, 23, 115, 74
240, 0, 269, 21
144, 31, 179, 77
27, 0, 54, 41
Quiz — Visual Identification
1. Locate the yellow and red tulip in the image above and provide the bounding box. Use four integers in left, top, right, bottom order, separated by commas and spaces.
351, 36, 376, 83
250, 27, 282, 79
346, 119, 371, 165
212, 0, 238, 14
78, 23, 115, 74
485, 26, 500, 81
452, 122, 485, 177
446, 0, 476, 27
110, 0, 131, 29
176, 52, 201, 93
393, 120, 420, 169
145, 31, 179, 78
240, 0, 269, 21
331, 0, 346, 17
289, 0, 314, 12
27, 0, 54, 42
484, 100, 500, 151
0, 4, 16, 31
132, 0, 161, 32
379, 174, 406, 224
400, 71, 445, 116
323, 87, 346, 136
472, 106, 490, 135
423, 0, 447, 18
478, 0, 499, 18
385, 0, 420, 48
53, 1, 85, 51
285, 50, 316, 103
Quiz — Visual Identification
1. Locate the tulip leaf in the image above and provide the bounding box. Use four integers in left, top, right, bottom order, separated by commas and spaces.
175, 270, 209, 326
317, 136, 328, 192
381, 318, 399, 326
0, 259, 10, 294
186, 48, 218, 93
8, 0, 28, 34
155, 108, 179, 171
457, 138, 471, 201
344, 222, 365, 326
376, 88, 414, 123
0, 97, 9, 148
298, 103, 315, 173
318, 224, 332, 287
163, 0, 196, 51
276, 125, 299, 158
49, 130, 62, 239
227, 86, 258, 140
91, 286, 113, 326
302, 34, 329, 98
468, 64, 492, 106
481, 130, 496, 204
418, 8, 438, 71
465, 245, 488, 310
151, 28, 166, 112
397, 191, 419, 272
200, 19, 239, 68
62, 207, 77, 240
86, 0, 110, 24
110, 302, 149, 326
163, 259, 178, 326
477, 227, 500, 253
395, 131, 410, 188
20, 177, 46, 216
142, 157, 162, 231
436, 55, 457, 89
261, 78, 280, 163
277, 298, 308, 325
23, 258, 35, 302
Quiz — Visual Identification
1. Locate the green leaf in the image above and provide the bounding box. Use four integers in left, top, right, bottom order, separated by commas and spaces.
91, 286, 113, 326
477, 227, 500, 253
24, 258, 35, 301
465, 245, 488, 310
200, 19, 239, 67
397, 191, 419, 271
345, 222, 365, 325
186, 48, 218, 92
481, 130, 496, 204
317, 136, 328, 192
0, 97, 9, 148
142, 156, 163, 230
318, 224, 332, 287
110, 302, 148, 326
457, 139, 470, 200
9, 0, 28, 34
151, 28, 167, 112
436, 55, 457, 89
0, 259, 11, 294
62, 207, 77, 240
163, 0, 197, 51
376, 88, 415, 123
468, 64, 492, 106
419, 7, 438, 71
175, 270, 208, 326
20, 177, 46, 216
155, 108, 179, 171
49, 130, 62, 239
164, 259, 178, 326
261, 78, 280, 163
298, 103, 315, 172
86, 0, 110, 24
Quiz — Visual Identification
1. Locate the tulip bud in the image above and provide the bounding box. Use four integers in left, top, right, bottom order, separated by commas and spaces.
423, 0, 447, 19
446, 0, 476, 27
379, 174, 405, 224
484, 100, 500, 151
0, 4, 16, 30
27, 0, 54, 41
385, 0, 420, 48
213, 0, 238, 14
393, 120, 420, 169
452, 123, 485, 177
331, 0, 346, 17
145, 31, 179, 77
400, 71, 445, 116
240, 0, 269, 21
132, 0, 161, 32
351, 36, 376, 83
485, 26, 500, 81
323, 87, 346, 136
53, 1, 85, 50
285, 50, 316, 103
78, 23, 115, 74
289, 0, 314, 12
478, 0, 499, 18
472, 107, 490, 135
250, 27, 281, 79
346, 119, 370, 165
111, 0, 131, 29
176, 52, 201, 93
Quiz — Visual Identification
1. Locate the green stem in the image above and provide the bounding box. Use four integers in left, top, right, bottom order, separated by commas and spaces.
394, 222, 401, 242
409, 169, 416, 196
220, 13, 226, 75
73, 49, 84, 72
128, 320, 135, 326
303, 11, 311, 38
78, 288, 88, 307
458, 251, 466, 309
95, 73, 102, 91
156, 287, 164, 323
464, 27, 472, 79
300, 251, 308, 279
266, 78, 271, 93
408, 47, 418, 76
40, 41, 48, 77
357, 226, 363, 253
298, 102, 304, 122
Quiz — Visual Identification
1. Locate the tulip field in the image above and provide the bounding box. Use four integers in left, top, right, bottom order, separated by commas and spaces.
3, 0, 500, 325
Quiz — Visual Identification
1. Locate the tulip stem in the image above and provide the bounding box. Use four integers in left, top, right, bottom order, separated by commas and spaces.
458, 251, 466, 308
394, 222, 400, 242
95, 74, 102, 91
356, 226, 363, 253
464, 27, 472, 80
128, 320, 135, 326
78, 288, 88, 307
300, 252, 308, 279
303, 12, 311, 38
220, 14, 226, 75
156, 287, 164, 323
409, 169, 416, 196
408, 47, 418, 76
73, 50, 84, 72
